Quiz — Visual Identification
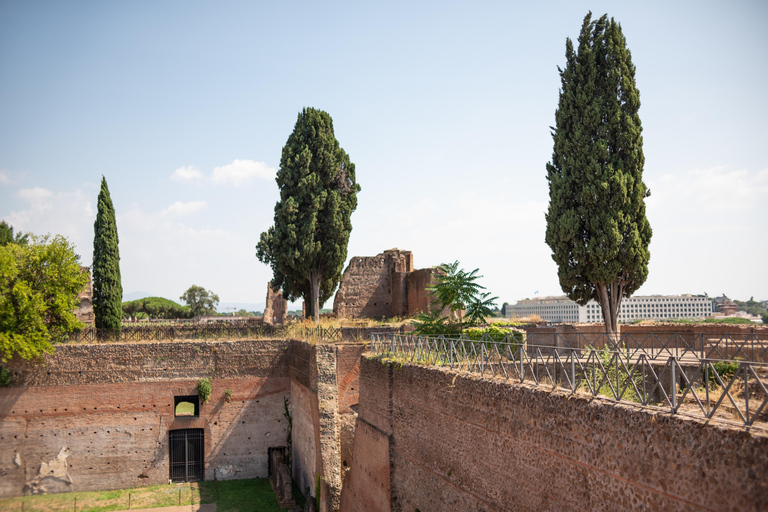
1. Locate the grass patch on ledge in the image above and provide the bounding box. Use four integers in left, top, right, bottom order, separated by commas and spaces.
0, 478, 295, 512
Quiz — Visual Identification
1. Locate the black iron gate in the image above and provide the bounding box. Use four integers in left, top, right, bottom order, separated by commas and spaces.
169, 429, 204, 482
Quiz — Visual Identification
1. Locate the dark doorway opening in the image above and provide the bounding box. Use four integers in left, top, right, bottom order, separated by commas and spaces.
169, 429, 204, 482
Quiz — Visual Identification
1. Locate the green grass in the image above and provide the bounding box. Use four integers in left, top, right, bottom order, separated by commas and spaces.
0, 478, 296, 512
175, 401, 195, 416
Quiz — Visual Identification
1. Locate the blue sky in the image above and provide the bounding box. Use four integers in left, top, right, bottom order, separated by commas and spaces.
1, 0, 767, 309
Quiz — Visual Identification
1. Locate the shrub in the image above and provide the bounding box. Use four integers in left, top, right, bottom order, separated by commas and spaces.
197, 378, 212, 404
704, 360, 740, 388
0, 366, 11, 387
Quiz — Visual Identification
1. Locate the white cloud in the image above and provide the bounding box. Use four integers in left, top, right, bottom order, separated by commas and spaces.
0, 170, 10, 184
6, 188, 94, 259
649, 166, 768, 213
170, 165, 203, 182
211, 159, 276, 186
163, 200, 207, 216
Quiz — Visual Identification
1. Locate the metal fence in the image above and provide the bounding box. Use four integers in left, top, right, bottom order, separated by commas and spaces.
370, 332, 768, 429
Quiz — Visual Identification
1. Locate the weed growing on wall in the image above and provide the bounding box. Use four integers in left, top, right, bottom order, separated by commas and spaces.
197, 378, 212, 404
224, 388, 232, 403
283, 397, 292, 473
0, 366, 11, 387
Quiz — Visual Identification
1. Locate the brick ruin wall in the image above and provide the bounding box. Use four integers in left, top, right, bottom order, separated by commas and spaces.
333, 249, 413, 319
0, 339, 367, 511
333, 249, 440, 319
263, 283, 288, 325
341, 356, 768, 512
0, 341, 295, 497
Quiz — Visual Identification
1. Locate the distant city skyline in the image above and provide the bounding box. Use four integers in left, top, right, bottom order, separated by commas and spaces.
1, 1, 766, 306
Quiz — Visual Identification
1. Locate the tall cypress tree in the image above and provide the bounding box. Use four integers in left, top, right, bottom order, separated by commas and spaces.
545, 13, 652, 334
257, 108, 360, 323
92, 176, 123, 330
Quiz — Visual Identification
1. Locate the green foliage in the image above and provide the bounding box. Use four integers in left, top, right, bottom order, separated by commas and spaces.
411, 311, 461, 337
0, 366, 12, 387
763, 313, 768, 325
197, 378, 212, 404
283, 397, 292, 472
0, 220, 28, 246
0, 235, 88, 362
413, 261, 498, 336
463, 325, 525, 343
733, 299, 768, 318
224, 388, 232, 403
587, 344, 642, 402
180, 285, 220, 317
545, 12, 651, 334
703, 317, 754, 325
92, 176, 123, 330
704, 360, 740, 389
122, 297, 192, 319
257, 108, 360, 322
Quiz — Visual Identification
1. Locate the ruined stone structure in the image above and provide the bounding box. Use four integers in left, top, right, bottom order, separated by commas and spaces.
263, 282, 288, 325
0, 339, 367, 512
333, 249, 440, 319
74, 266, 94, 324
2, 327, 767, 511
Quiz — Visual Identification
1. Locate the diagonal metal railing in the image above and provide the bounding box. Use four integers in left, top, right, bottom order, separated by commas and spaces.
370, 332, 768, 429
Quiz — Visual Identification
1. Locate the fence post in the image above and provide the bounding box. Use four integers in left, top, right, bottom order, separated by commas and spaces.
571, 349, 576, 392
670, 357, 677, 409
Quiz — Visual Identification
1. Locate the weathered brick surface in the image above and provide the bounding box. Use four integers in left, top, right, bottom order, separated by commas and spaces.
0, 340, 297, 497
5, 339, 291, 386
348, 357, 768, 512
0, 377, 290, 496
339, 418, 391, 512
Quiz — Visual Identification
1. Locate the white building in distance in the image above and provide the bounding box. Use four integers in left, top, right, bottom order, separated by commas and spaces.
509, 295, 713, 323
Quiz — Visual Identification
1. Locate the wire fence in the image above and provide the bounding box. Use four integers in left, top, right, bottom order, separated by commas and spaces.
369, 332, 768, 429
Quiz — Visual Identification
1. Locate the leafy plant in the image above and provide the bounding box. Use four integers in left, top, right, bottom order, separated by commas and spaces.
585, 344, 643, 403
0, 366, 12, 387
197, 378, 212, 404
703, 360, 740, 389
413, 261, 498, 336
224, 388, 232, 403
283, 397, 292, 472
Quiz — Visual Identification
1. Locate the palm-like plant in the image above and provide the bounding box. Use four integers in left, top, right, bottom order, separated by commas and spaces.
413, 261, 498, 335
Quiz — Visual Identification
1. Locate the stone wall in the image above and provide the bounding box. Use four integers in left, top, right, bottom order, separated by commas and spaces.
341, 356, 768, 512
263, 283, 288, 325
0, 340, 293, 497
75, 266, 94, 324
333, 249, 441, 319
333, 249, 413, 319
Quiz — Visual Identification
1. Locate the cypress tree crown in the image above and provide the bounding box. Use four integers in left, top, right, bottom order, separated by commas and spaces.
92, 176, 123, 330
545, 13, 652, 331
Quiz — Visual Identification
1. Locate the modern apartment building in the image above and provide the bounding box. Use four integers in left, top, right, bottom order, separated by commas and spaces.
510, 294, 713, 323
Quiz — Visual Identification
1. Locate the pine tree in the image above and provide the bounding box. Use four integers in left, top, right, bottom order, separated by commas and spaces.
92, 176, 123, 330
545, 13, 652, 334
257, 108, 360, 322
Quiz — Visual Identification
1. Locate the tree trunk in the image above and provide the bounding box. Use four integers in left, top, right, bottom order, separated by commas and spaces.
597, 279, 625, 336
309, 271, 321, 324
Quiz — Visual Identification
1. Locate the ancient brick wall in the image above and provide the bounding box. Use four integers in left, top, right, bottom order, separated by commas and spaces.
0, 340, 294, 497
406, 268, 439, 315
341, 356, 768, 512
263, 283, 288, 325
333, 249, 413, 319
